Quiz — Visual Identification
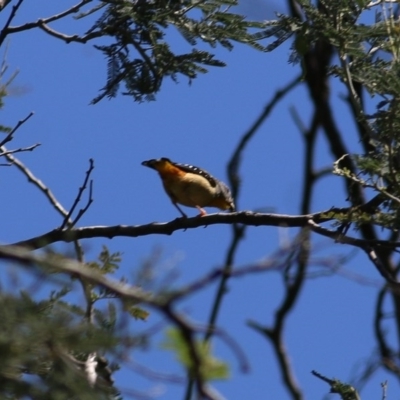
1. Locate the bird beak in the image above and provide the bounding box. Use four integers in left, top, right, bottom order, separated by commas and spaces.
141, 159, 157, 170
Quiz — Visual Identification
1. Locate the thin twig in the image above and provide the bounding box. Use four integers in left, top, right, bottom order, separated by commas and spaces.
0, 0, 24, 46
367, 0, 397, 8
201, 76, 302, 349
381, 380, 388, 400
364, 247, 398, 285
0, 143, 40, 156
339, 52, 375, 142
3, 149, 69, 216
4, 145, 87, 260
228, 75, 301, 201
38, 22, 101, 44
6, 0, 93, 33
0, 111, 34, 147
2, 0, 101, 43
60, 158, 94, 229
196, 325, 249, 373
128, 359, 185, 384
71, 180, 94, 226
248, 231, 309, 400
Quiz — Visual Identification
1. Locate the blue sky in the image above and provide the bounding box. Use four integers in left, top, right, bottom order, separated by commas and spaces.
0, 1, 396, 400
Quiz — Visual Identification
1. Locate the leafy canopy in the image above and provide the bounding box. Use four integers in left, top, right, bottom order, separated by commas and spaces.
261, 0, 400, 231
78, 0, 267, 102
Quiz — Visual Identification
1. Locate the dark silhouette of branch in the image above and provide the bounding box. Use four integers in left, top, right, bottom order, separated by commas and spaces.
200, 76, 304, 353
247, 231, 309, 400
5, 150, 69, 216
37, 21, 101, 44
374, 287, 400, 377
0, 143, 40, 156
250, 106, 320, 400
4, 0, 97, 40
0, 245, 152, 302
364, 248, 399, 286
71, 179, 93, 226
170, 248, 295, 302
60, 158, 95, 229
4, 148, 89, 263
0, 111, 34, 147
9, 207, 400, 251
227, 75, 301, 201
289, 1, 400, 379
161, 307, 221, 400
0, 0, 24, 46
128, 359, 185, 384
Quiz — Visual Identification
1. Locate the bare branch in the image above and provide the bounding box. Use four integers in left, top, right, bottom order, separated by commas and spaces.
0, 143, 40, 156
364, 248, 398, 285
367, 0, 398, 9
37, 22, 101, 44
249, 318, 302, 399
1, 1, 102, 44
3, 150, 69, 216
0, 1, 14, 11
42, 0, 93, 24
0, 0, 24, 46
382, 381, 388, 400
7, 210, 337, 249
6, 0, 93, 33
161, 307, 222, 400
308, 220, 400, 287
196, 77, 303, 381
228, 75, 301, 201
60, 159, 94, 229
0, 245, 152, 302
247, 230, 309, 400
128, 359, 185, 384
71, 179, 93, 227
0, 111, 34, 148
9, 208, 400, 251
4, 148, 90, 263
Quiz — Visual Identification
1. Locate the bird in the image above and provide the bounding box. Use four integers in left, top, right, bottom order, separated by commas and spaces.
141, 157, 235, 218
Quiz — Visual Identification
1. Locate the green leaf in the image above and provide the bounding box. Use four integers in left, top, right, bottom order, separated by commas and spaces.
161, 328, 229, 381
87, 246, 122, 274
126, 306, 150, 321
86, 0, 267, 102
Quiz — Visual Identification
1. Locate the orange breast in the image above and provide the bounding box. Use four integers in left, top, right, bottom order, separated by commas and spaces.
157, 162, 187, 178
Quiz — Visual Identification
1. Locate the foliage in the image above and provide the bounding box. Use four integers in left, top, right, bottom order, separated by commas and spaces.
78, 0, 267, 102
0, 288, 120, 399
260, 0, 400, 234
312, 370, 361, 400
3, 0, 400, 399
161, 328, 229, 381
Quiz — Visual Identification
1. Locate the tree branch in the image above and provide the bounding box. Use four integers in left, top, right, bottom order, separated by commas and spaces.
200, 76, 303, 355
60, 158, 94, 229
6, 207, 400, 254
0, 143, 40, 156
2, 0, 102, 44
9, 209, 341, 249
0, 0, 24, 46
4, 150, 69, 216
0, 111, 34, 148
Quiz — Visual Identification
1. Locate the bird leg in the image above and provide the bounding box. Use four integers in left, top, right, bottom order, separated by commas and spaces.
196, 206, 207, 216
172, 202, 187, 218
